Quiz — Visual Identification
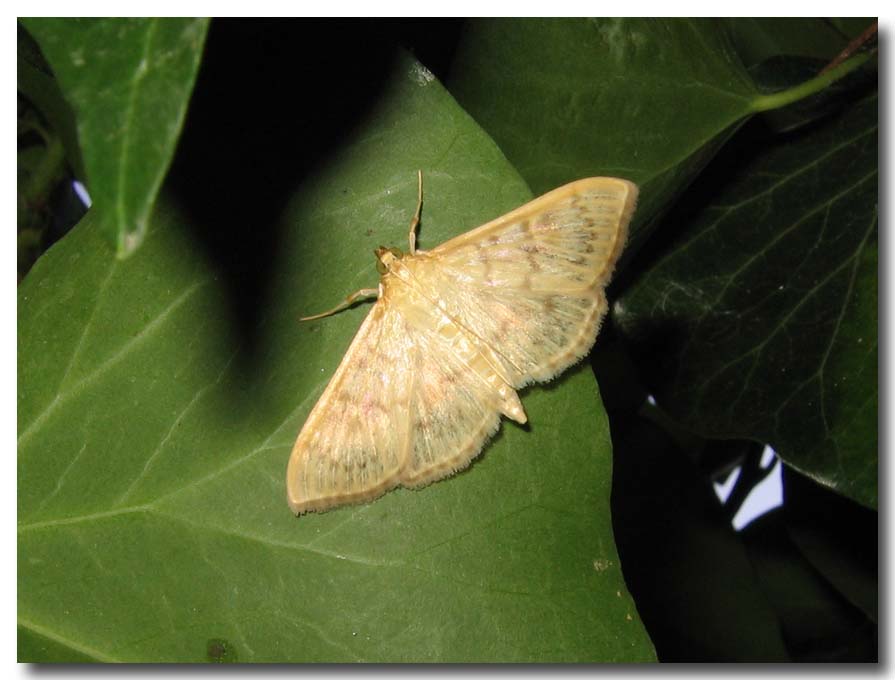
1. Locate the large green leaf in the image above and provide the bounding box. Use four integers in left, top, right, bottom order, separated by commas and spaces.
19, 18, 209, 257
447, 18, 760, 245
613, 92, 877, 509
18, 52, 654, 662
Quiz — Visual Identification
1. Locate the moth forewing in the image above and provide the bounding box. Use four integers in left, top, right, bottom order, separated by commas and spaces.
430, 177, 637, 284
286, 300, 414, 515
287, 176, 638, 515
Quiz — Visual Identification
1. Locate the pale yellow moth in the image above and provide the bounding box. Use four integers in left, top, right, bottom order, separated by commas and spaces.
287, 174, 638, 515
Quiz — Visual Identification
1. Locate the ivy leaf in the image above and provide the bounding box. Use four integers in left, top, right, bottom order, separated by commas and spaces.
19, 18, 209, 257
18, 52, 654, 662
722, 17, 875, 67
444, 17, 876, 508
17, 23, 82, 178
447, 18, 760, 246
446, 18, 872, 255
613, 92, 878, 509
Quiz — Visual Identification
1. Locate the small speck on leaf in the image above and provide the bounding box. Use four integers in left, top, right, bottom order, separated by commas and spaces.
206, 638, 238, 663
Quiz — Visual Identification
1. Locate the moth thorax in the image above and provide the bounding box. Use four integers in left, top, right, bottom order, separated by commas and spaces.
375, 246, 404, 274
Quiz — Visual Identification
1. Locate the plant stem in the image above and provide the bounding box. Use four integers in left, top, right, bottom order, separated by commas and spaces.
819, 21, 878, 75
750, 51, 874, 113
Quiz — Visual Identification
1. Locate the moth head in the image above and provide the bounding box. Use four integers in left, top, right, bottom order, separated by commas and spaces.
374, 246, 404, 274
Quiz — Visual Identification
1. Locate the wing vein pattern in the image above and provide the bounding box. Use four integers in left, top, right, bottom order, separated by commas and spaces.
287, 177, 637, 514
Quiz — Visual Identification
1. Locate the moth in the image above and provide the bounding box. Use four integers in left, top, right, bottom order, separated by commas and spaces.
287, 173, 638, 515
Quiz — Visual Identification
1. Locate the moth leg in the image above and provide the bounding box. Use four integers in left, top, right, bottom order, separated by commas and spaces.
300, 288, 379, 322
408, 170, 423, 255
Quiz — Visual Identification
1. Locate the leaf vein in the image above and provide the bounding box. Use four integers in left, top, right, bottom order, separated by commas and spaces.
18, 278, 210, 449
116, 17, 159, 251
18, 617, 119, 662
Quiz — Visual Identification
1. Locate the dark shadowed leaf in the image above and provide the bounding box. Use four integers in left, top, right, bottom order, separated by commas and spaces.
613, 92, 877, 509
740, 509, 876, 662
19, 18, 209, 257
17, 23, 82, 178
18, 52, 654, 662
745, 53, 877, 133
722, 17, 876, 68
611, 411, 790, 661
783, 468, 878, 624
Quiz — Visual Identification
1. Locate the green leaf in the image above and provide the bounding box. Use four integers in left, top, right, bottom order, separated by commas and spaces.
446, 19, 872, 253
18, 624, 99, 663
19, 18, 209, 258
612, 414, 790, 661
447, 18, 760, 243
744, 54, 877, 133
18, 52, 654, 662
17, 22, 83, 178
613, 92, 878, 509
722, 17, 875, 68
783, 469, 878, 625
741, 512, 876, 661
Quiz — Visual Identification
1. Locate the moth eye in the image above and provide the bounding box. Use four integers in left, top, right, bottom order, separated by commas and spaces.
376, 259, 387, 275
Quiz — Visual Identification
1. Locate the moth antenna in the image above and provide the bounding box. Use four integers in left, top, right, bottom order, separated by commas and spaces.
408, 170, 423, 255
